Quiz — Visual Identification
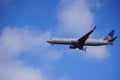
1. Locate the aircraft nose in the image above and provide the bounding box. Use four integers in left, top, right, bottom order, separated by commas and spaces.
47, 40, 50, 43
46, 40, 52, 43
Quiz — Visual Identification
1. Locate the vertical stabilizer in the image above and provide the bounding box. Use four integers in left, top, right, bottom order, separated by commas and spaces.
103, 30, 114, 41
103, 30, 117, 42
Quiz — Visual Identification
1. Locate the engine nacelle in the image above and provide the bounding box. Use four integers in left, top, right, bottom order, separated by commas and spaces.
69, 45, 76, 49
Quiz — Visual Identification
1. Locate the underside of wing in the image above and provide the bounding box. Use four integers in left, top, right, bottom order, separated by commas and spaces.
77, 26, 96, 50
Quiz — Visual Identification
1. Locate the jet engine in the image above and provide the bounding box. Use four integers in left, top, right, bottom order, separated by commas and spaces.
69, 45, 76, 49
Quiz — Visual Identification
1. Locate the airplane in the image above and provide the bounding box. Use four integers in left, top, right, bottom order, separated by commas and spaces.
47, 26, 117, 51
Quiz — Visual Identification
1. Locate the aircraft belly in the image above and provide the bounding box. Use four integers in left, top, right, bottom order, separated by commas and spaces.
85, 43, 106, 46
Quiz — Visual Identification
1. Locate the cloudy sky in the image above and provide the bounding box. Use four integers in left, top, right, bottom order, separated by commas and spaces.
0, 0, 120, 80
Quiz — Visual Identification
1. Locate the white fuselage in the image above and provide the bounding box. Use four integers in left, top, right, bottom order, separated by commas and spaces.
47, 38, 111, 46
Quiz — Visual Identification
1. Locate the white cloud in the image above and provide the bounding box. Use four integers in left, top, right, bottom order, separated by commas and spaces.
57, 0, 110, 61
43, 50, 62, 62
57, 0, 94, 36
0, 26, 51, 62
0, 26, 62, 80
84, 46, 110, 61
0, 62, 48, 80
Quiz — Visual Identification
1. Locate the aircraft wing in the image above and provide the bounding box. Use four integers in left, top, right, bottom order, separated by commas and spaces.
78, 26, 96, 49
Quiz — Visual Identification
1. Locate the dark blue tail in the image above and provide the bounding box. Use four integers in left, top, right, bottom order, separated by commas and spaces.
108, 30, 114, 38
104, 30, 117, 42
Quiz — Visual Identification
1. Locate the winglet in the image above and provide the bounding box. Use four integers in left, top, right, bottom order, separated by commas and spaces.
93, 26, 96, 30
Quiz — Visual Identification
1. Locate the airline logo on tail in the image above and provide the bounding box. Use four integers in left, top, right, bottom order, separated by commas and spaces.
104, 30, 117, 42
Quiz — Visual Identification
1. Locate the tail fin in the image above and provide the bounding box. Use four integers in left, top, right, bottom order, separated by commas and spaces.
103, 30, 117, 42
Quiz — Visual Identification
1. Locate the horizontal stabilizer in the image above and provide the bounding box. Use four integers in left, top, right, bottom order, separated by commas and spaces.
109, 37, 118, 42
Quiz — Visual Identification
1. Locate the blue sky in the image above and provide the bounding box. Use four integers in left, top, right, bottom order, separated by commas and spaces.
0, 0, 120, 80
